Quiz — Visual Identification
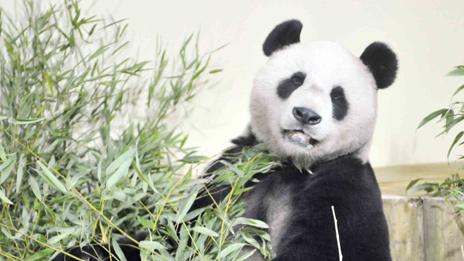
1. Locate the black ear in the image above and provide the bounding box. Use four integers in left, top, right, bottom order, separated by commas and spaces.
263, 19, 303, 56
360, 42, 398, 89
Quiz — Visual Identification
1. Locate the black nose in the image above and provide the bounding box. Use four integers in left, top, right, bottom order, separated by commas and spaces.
292, 107, 321, 125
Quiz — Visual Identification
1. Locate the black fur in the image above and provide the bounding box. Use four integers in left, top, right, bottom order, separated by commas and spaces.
192, 129, 259, 209
330, 86, 349, 120
266, 156, 390, 260
263, 19, 303, 56
360, 42, 398, 89
231, 128, 259, 147
53, 131, 391, 261
198, 135, 391, 261
277, 71, 306, 99
52, 233, 145, 261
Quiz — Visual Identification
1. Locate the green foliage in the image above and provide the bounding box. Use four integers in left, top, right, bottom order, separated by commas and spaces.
408, 174, 464, 211
410, 64, 464, 214
408, 175, 464, 197
418, 65, 464, 158
0, 1, 273, 260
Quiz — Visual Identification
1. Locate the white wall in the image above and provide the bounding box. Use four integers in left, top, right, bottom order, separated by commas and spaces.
2, 0, 464, 167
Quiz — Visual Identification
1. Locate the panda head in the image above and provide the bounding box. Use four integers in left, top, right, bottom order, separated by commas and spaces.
250, 19, 398, 167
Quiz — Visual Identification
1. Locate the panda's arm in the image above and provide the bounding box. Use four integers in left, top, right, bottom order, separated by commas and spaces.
273, 164, 391, 261
190, 147, 239, 209
272, 196, 340, 261
52, 232, 146, 261
274, 204, 390, 261
191, 130, 259, 209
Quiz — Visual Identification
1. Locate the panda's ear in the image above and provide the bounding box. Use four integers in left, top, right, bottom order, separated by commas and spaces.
360, 42, 398, 89
263, 19, 303, 56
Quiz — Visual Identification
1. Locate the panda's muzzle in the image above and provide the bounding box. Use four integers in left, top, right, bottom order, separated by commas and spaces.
282, 129, 319, 148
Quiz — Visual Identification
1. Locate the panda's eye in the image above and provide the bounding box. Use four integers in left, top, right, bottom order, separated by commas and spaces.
290, 73, 305, 86
330, 86, 345, 99
330, 86, 349, 120
277, 71, 306, 99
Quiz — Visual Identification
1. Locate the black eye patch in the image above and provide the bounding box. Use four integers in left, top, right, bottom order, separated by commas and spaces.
330, 86, 349, 120
277, 71, 306, 99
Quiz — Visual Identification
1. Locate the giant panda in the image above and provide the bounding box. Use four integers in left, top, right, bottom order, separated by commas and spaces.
55, 19, 397, 261
197, 19, 397, 261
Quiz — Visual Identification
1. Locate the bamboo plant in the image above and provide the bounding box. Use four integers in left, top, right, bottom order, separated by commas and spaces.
0, 1, 273, 260
410, 66, 464, 213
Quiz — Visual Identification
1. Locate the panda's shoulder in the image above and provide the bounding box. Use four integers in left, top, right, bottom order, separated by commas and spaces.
205, 129, 259, 174
313, 155, 374, 178
230, 127, 258, 147
309, 155, 381, 196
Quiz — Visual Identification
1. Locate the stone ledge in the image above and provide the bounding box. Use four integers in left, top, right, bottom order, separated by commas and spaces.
383, 195, 464, 261
375, 162, 464, 260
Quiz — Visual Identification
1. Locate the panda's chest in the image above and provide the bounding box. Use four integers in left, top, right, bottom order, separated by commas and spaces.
264, 188, 292, 251
244, 170, 307, 253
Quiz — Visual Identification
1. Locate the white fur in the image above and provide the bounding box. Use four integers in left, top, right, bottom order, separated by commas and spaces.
250, 41, 377, 168
265, 188, 291, 254
244, 183, 292, 258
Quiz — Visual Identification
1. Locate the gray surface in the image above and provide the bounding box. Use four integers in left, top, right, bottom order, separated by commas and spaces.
383, 196, 464, 261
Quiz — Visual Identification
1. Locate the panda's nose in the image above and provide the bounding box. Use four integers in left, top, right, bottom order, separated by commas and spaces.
292, 107, 321, 125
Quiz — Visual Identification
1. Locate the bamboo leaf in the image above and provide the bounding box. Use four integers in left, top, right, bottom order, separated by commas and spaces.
36, 161, 67, 194
0, 144, 6, 161
106, 148, 135, 175
209, 69, 223, 74
89, 44, 110, 60
233, 217, 269, 229
47, 227, 78, 244
0, 156, 15, 185
418, 109, 448, 128
448, 66, 464, 76
29, 176, 42, 200
176, 190, 198, 223
175, 226, 189, 259
453, 84, 464, 96
112, 238, 128, 261
235, 249, 257, 261
140, 241, 166, 251
447, 131, 464, 158
24, 248, 54, 261
445, 109, 455, 127
180, 154, 208, 163
43, 71, 54, 95
106, 148, 135, 188
192, 226, 218, 238
406, 178, 422, 191
15, 154, 25, 193
106, 159, 131, 188
443, 115, 464, 134
0, 188, 13, 205
217, 243, 245, 259
12, 118, 45, 125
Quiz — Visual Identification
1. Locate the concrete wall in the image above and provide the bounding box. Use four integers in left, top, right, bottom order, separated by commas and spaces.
2, 0, 464, 167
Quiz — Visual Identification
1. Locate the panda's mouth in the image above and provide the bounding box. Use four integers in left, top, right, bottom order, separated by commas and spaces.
282, 129, 319, 148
